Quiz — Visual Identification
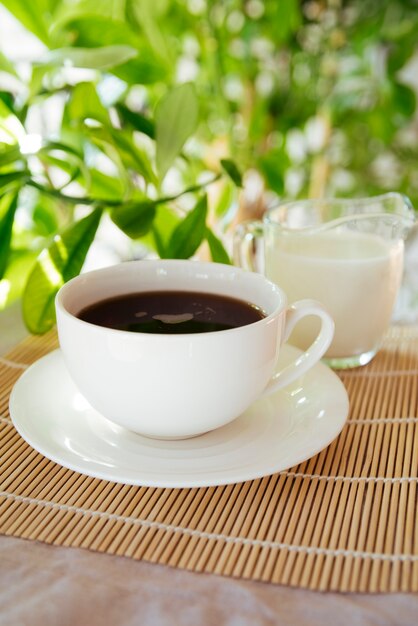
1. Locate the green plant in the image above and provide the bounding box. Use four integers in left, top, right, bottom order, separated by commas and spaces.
0, 0, 417, 334
0, 2, 243, 333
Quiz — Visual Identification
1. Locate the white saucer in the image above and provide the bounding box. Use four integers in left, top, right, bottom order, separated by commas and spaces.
9, 347, 349, 488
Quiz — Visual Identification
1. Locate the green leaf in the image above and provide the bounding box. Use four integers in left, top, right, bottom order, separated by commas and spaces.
388, 42, 413, 74
0, 98, 14, 115
140, 204, 180, 256
205, 228, 231, 265
0, 0, 50, 44
57, 15, 141, 48
266, 0, 301, 42
214, 180, 236, 219
40, 140, 82, 161
38, 152, 80, 183
258, 149, 289, 196
0, 143, 22, 167
220, 159, 243, 188
116, 104, 155, 139
110, 130, 158, 185
0, 51, 18, 78
393, 83, 416, 118
32, 198, 60, 237
39, 46, 138, 70
29, 65, 50, 99
155, 83, 199, 180
86, 126, 157, 186
0, 192, 18, 279
112, 56, 167, 85
0, 250, 38, 310
53, 0, 126, 22
166, 195, 207, 259
129, 0, 171, 63
79, 126, 130, 190
67, 82, 110, 125
85, 169, 125, 201
22, 208, 102, 334
0, 92, 15, 112
110, 201, 157, 238
39, 140, 91, 189
55, 16, 168, 83
0, 171, 28, 193
0, 100, 25, 144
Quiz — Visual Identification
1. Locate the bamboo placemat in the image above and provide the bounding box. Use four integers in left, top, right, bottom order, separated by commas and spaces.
0, 328, 417, 592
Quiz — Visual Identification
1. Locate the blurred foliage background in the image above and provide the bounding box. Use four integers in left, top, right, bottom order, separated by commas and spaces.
0, 0, 418, 332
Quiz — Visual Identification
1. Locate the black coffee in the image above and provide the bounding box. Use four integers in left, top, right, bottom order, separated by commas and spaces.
77, 291, 265, 334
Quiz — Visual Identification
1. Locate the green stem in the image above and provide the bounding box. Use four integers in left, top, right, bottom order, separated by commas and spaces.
27, 173, 222, 208
27, 179, 107, 206
161, 174, 221, 203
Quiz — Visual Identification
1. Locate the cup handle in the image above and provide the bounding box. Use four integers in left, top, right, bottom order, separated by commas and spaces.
262, 299, 335, 396
233, 220, 264, 272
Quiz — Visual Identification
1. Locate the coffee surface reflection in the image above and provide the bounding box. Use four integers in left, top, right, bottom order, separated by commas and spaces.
77, 290, 265, 334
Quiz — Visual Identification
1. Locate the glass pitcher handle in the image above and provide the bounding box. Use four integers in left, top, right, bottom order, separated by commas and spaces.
233, 220, 264, 273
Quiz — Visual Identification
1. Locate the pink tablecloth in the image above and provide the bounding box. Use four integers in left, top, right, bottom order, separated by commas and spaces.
1, 535, 417, 626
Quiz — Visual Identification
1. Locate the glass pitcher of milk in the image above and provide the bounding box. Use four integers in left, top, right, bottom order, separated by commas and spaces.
234, 193, 416, 369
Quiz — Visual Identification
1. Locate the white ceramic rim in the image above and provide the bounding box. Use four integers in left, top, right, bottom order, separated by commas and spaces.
55, 259, 288, 340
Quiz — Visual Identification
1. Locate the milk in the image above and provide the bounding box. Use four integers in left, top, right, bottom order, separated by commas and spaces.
266, 230, 404, 359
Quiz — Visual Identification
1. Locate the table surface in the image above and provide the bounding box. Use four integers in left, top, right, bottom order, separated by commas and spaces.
1, 303, 418, 626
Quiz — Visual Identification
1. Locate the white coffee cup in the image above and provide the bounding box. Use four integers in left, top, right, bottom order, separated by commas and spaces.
55, 260, 334, 439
